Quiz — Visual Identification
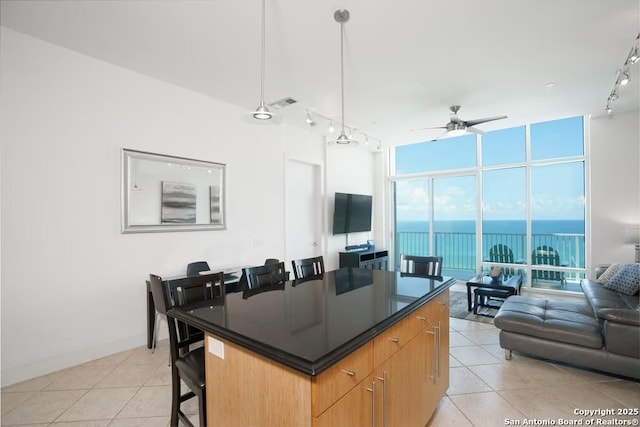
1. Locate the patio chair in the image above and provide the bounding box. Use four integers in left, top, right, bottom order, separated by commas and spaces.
531, 245, 567, 287
485, 244, 515, 276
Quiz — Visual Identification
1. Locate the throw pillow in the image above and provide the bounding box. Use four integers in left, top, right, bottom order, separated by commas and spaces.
603, 264, 640, 296
596, 263, 622, 284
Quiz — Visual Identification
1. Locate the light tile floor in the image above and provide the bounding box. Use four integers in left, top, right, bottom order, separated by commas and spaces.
2, 319, 639, 426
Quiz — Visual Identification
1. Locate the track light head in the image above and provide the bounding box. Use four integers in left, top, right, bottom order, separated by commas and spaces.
631, 46, 640, 64
620, 71, 630, 86
305, 110, 316, 126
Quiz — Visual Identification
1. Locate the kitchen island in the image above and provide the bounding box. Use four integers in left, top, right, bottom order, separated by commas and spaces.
169, 268, 453, 426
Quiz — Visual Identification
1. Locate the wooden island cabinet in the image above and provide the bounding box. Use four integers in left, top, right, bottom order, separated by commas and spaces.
169, 269, 453, 427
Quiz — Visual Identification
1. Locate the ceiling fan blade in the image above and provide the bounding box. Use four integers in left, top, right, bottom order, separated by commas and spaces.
464, 115, 507, 127
409, 126, 447, 132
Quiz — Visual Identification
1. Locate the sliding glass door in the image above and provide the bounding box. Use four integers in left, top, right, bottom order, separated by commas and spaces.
393, 175, 476, 280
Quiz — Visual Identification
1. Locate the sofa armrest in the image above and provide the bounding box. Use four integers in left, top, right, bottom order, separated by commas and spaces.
597, 308, 640, 327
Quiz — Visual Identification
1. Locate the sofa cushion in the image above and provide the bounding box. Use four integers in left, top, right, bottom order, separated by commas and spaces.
581, 279, 640, 315
596, 263, 622, 284
494, 296, 602, 349
603, 264, 640, 296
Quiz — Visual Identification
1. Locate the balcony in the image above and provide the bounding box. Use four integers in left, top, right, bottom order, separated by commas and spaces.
395, 231, 586, 292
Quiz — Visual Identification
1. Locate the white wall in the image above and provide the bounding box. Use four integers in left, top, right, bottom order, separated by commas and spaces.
0, 28, 380, 386
589, 111, 640, 273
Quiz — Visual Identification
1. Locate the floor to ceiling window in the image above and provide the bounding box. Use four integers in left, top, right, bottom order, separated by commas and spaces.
390, 116, 587, 292
393, 134, 477, 277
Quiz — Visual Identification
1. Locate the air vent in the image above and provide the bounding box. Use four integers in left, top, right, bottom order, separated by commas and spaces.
268, 97, 297, 109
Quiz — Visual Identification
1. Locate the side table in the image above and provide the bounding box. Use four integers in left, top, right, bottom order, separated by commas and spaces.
466, 274, 523, 312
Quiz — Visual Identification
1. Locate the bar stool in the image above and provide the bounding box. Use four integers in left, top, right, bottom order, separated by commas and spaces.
473, 287, 516, 316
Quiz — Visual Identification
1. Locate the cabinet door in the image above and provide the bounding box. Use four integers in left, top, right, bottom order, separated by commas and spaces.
313, 375, 375, 427
433, 292, 450, 398
375, 331, 434, 427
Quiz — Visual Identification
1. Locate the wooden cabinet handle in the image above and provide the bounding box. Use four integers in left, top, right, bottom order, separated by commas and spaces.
388, 337, 400, 343
416, 316, 427, 321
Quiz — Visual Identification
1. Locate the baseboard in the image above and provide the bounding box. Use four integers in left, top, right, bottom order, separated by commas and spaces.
1, 333, 145, 387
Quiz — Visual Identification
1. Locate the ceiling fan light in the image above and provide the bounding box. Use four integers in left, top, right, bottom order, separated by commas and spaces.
448, 129, 466, 137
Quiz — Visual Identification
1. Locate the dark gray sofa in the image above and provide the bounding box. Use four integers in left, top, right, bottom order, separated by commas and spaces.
494, 267, 640, 379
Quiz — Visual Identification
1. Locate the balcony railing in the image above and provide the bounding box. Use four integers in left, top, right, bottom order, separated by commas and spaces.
395, 231, 586, 287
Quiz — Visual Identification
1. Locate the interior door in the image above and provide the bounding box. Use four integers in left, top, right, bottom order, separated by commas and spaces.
286, 159, 322, 268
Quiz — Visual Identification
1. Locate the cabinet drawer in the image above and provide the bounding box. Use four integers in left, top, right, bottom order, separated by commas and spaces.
373, 316, 416, 366
405, 302, 435, 337
312, 341, 373, 417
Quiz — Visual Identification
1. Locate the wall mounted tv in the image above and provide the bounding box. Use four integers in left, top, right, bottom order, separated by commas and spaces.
332, 192, 373, 235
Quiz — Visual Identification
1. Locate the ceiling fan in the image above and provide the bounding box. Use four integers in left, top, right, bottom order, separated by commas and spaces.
413, 105, 507, 139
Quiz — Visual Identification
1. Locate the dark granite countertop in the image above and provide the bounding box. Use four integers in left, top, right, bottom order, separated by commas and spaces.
168, 268, 454, 376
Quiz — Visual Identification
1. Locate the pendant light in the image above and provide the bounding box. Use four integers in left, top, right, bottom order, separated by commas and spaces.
249, 0, 280, 123
332, 9, 358, 145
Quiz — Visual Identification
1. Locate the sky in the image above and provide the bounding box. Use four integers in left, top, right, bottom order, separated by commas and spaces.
394, 116, 585, 222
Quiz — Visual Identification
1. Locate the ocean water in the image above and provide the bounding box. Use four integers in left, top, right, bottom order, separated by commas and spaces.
396, 219, 584, 234
395, 219, 586, 269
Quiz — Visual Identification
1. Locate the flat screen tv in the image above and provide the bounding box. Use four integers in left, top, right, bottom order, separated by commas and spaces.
332, 192, 373, 235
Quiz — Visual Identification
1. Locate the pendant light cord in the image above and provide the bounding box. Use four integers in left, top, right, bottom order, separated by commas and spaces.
260, 0, 266, 105
340, 20, 345, 132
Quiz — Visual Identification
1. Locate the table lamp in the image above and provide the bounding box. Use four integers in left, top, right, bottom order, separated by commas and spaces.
623, 226, 640, 263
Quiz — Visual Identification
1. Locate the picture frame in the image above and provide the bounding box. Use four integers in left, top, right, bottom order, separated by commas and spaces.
121, 148, 226, 233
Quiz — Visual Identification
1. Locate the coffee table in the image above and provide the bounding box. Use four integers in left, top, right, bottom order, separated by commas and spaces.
466, 274, 523, 312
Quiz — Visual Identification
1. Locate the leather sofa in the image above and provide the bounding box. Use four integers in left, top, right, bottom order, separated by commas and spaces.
494, 266, 640, 379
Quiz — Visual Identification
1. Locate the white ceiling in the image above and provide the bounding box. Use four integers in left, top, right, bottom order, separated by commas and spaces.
2, 0, 639, 147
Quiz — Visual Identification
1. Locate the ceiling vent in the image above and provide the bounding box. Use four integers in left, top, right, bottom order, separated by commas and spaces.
268, 97, 297, 109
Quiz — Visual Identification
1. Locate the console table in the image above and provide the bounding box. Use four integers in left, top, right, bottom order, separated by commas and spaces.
339, 248, 389, 270
169, 268, 453, 426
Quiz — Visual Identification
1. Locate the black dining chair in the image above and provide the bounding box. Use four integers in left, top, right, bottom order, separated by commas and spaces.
291, 256, 325, 280
399, 254, 443, 278
186, 261, 210, 277
243, 262, 289, 289
264, 258, 280, 265
149, 271, 224, 427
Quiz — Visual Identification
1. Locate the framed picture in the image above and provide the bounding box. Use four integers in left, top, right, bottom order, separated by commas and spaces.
121, 148, 226, 233
210, 185, 222, 225
161, 181, 196, 224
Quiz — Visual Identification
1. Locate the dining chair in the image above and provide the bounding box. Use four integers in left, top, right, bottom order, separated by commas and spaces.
186, 261, 210, 277
150, 272, 224, 427
399, 254, 443, 278
291, 256, 325, 280
243, 262, 288, 289
264, 258, 280, 265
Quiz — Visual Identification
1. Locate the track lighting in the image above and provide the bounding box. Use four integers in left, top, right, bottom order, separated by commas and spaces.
619, 71, 630, 86
631, 47, 640, 64
302, 108, 381, 149
605, 33, 639, 114
305, 110, 316, 126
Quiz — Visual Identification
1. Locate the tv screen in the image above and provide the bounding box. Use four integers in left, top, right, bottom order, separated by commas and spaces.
332, 192, 372, 234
